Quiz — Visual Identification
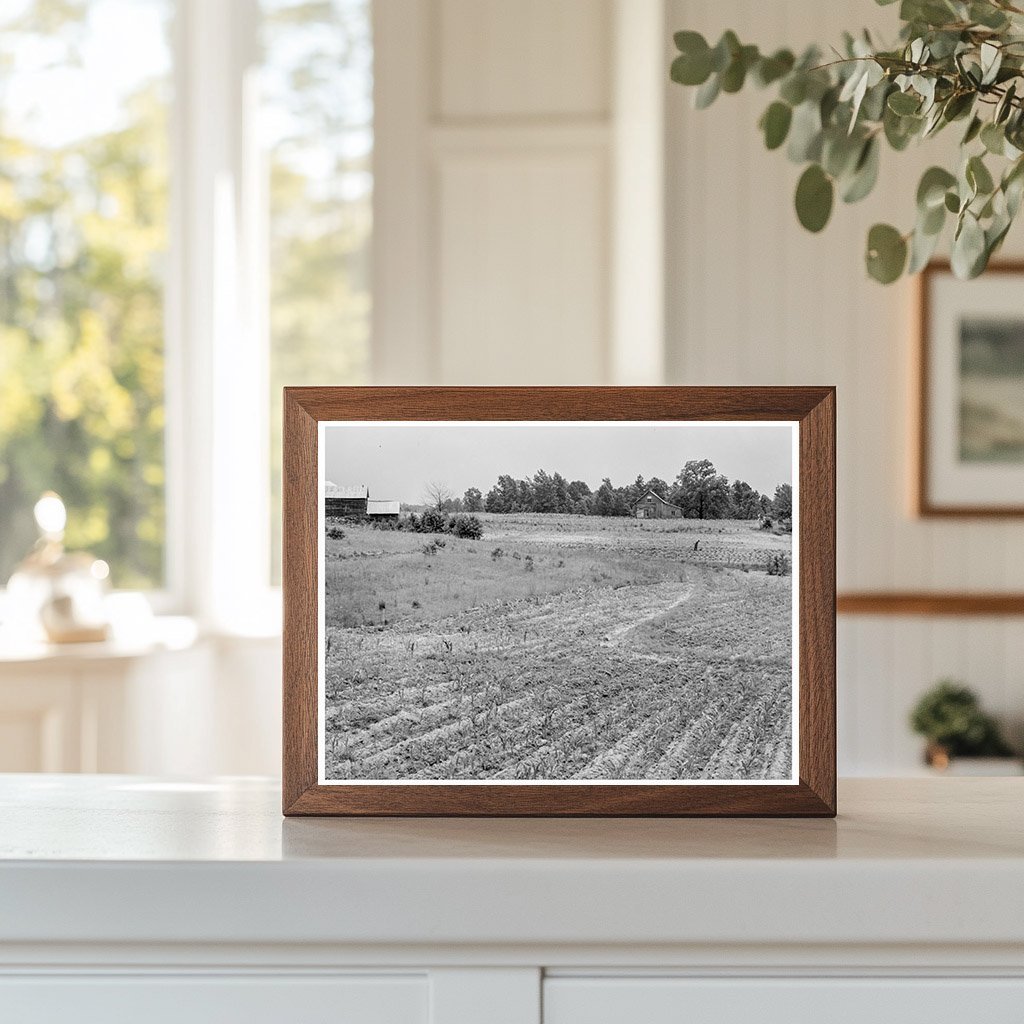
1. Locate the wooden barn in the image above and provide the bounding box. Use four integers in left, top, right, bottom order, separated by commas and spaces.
324, 483, 369, 517
633, 490, 683, 519
366, 499, 400, 521
324, 483, 400, 522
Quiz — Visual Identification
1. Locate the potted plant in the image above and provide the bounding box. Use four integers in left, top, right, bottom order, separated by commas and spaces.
670, 0, 1024, 283
909, 680, 1020, 773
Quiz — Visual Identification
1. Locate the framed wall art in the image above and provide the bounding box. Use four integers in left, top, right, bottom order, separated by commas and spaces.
283, 387, 836, 816
918, 261, 1024, 517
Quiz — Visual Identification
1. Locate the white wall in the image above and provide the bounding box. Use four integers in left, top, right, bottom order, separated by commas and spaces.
373, 0, 665, 387
173, 0, 1024, 779
665, 0, 1024, 771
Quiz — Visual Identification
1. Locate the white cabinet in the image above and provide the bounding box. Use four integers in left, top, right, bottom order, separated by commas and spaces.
2, 777, 1023, 1023
0, 975, 427, 1024
544, 978, 1024, 1024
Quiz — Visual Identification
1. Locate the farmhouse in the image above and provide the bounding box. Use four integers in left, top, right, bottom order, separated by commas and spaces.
325, 482, 399, 521
633, 490, 683, 519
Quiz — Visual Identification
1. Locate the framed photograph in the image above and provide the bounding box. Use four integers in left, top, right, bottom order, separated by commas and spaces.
283, 387, 835, 816
918, 261, 1024, 516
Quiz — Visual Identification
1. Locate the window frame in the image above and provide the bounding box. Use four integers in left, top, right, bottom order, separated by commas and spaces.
164, 0, 280, 633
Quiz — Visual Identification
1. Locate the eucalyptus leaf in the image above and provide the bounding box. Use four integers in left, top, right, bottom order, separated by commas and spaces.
787, 100, 823, 162
694, 73, 721, 109
967, 154, 995, 195
980, 41, 1002, 86
754, 49, 795, 87
760, 102, 793, 150
917, 166, 957, 210
962, 115, 983, 145
795, 164, 834, 232
888, 90, 921, 115
861, 79, 892, 122
710, 31, 740, 73
996, 83, 1017, 124
822, 128, 864, 178
951, 211, 987, 278
908, 221, 943, 273
1004, 158, 1024, 216
721, 44, 759, 93
779, 73, 808, 106
942, 91, 974, 122
842, 137, 880, 203
970, 2, 1009, 30
921, 202, 945, 235
866, 223, 908, 283
981, 121, 1006, 155
671, 49, 712, 87
884, 106, 922, 150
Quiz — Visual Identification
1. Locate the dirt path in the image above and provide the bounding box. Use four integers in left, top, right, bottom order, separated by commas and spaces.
335, 579, 702, 664
605, 583, 693, 642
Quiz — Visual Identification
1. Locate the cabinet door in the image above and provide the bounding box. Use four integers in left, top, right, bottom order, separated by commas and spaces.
0, 974, 427, 1024
544, 977, 1024, 1024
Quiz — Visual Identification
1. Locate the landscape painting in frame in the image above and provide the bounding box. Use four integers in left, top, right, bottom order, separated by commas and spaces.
959, 317, 1024, 463
920, 263, 1024, 515
318, 421, 799, 785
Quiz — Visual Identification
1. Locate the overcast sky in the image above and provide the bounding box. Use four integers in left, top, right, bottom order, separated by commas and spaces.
324, 421, 794, 505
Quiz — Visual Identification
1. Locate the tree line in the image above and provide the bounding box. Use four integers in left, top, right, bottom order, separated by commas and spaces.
426, 461, 792, 522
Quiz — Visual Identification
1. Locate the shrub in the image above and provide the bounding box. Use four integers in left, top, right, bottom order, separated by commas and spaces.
491, 547, 504, 560
524, 554, 535, 572
910, 681, 1015, 759
449, 513, 483, 539
766, 552, 790, 576
759, 516, 774, 532
419, 508, 448, 534
326, 524, 346, 540
422, 542, 437, 556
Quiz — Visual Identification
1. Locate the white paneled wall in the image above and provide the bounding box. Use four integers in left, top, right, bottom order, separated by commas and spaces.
370, 0, 1024, 775
374, 0, 653, 386
665, 0, 1024, 772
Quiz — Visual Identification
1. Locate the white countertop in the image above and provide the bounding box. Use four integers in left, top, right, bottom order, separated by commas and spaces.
2, 775, 1022, 951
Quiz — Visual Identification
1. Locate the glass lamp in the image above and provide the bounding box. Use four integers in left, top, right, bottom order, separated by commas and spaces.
5, 493, 111, 644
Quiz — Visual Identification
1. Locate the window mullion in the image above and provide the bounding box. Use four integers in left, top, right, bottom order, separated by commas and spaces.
175, 0, 269, 631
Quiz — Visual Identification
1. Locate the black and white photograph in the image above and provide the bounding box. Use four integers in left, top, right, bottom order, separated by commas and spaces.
318, 420, 798, 784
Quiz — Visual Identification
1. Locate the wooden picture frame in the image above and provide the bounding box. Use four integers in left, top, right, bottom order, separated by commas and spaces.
283, 387, 836, 817
917, 260, 1024, 517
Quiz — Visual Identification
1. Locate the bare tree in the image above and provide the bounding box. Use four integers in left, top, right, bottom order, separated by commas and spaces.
424, 480, 454, 511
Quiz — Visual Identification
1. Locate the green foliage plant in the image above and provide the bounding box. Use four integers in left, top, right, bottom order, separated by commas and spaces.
909, 679, 1015, 757
670, 0, 1024, 283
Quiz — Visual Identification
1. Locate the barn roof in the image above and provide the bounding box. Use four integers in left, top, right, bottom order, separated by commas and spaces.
325, 482, 368, 499
635, 490, 682, 509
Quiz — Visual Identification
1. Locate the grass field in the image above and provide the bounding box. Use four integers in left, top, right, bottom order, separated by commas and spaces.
323, 513, 793, 781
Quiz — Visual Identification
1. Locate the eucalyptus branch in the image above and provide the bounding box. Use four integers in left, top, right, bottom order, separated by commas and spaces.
670, 0, 1024, 283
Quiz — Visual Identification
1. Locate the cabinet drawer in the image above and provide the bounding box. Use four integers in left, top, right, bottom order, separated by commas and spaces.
0, 974, 427, 1024
544, 977, 1024, 1024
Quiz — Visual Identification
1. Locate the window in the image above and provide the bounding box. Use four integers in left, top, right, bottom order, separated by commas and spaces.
0, 0, 172, 589
262, 0, 373, 580
0, 0, 373, 615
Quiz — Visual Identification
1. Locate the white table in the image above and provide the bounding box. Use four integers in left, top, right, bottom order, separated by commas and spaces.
1, 776, 1023, 1023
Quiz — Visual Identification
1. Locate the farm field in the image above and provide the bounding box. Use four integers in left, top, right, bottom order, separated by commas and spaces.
323, 513, 793, 781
